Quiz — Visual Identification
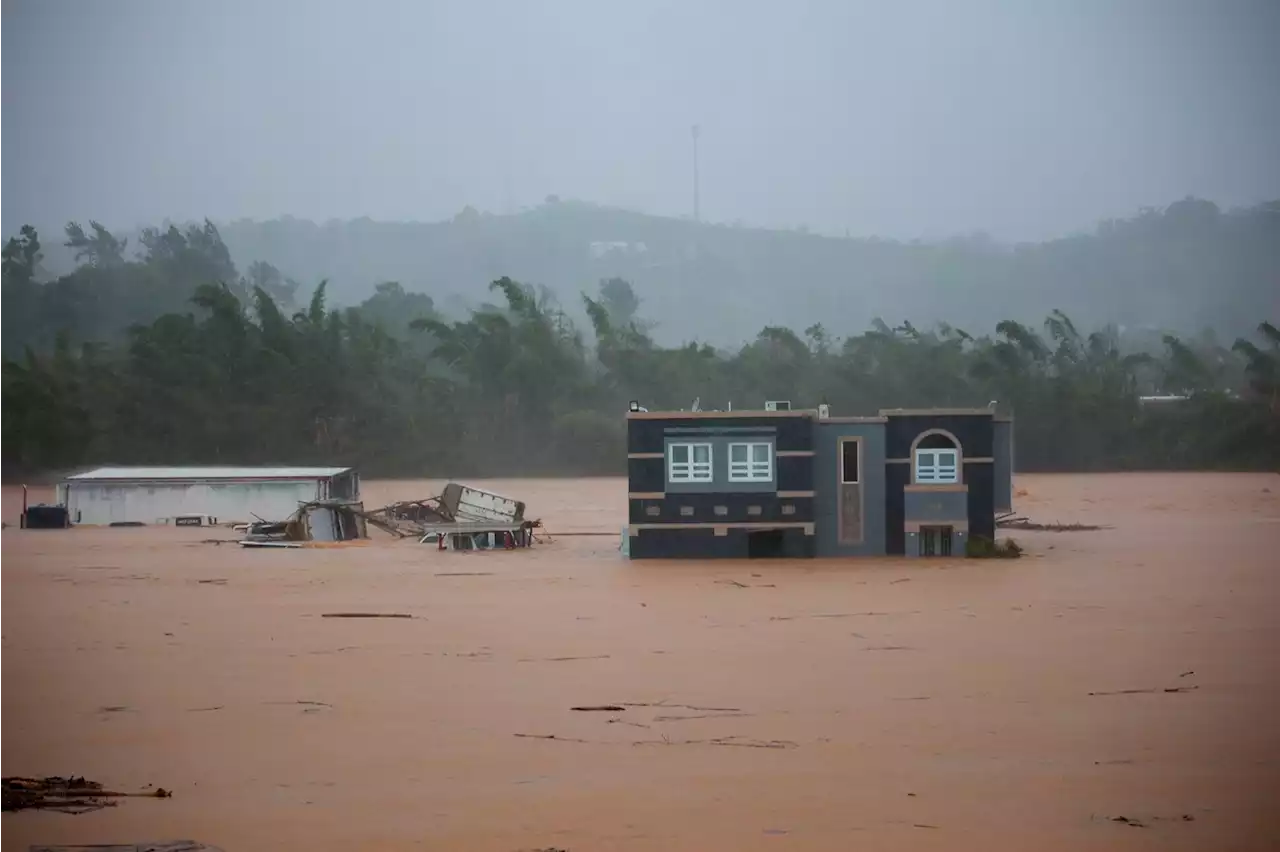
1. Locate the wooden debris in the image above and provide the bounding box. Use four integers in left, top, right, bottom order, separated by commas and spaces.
519, 654, 611, 663
632, 736, 797, 749
997, 514, 1107, 531
320, 612, 413, 619
513, 733, 590, 743
1088, 685, 1199, 696
3, 776, 170, 814
620, 701, 743, 712
571, 705, 626, 712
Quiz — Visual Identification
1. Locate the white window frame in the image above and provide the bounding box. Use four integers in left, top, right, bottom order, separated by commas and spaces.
728, 441, 773, 482
668, 442, 713, 483
914, 448, 960, 484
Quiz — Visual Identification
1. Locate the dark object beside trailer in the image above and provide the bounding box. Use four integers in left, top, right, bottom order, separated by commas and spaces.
21, 505, 70, 529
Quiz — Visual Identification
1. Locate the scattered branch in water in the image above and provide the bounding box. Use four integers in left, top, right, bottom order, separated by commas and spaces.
571, 705, 626, 712
997, 515, 1107, 532
632, 736, 797, 749
321, 612, 414, 619
620, 701, 743, 712
606, 718, 652, 729
1088, 685, 1199, 696
514, 733, 591, 743
520, 655, 611, 663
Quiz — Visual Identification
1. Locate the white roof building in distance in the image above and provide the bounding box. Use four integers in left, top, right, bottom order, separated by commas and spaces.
65, 466, 354, 481
58, 466, 360, 526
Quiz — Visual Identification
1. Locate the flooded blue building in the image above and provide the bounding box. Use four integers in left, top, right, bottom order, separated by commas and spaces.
625, 404, 1013, 559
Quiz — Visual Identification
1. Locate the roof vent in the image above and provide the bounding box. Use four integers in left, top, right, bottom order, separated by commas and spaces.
818, 403, 830, 420
764, 400, 791, 411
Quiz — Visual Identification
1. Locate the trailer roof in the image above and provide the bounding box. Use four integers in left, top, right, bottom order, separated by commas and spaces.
65, 466, 353, 482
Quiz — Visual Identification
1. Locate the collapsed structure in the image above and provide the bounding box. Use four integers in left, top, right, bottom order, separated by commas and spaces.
238, 482, 539, 550
367, 483, 539, 550
239, 499, 371, 547
625, 402, 1014, 559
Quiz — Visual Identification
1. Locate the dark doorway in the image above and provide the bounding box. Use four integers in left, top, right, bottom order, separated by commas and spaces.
748, 529, 787, 558
918, 526, 954, 557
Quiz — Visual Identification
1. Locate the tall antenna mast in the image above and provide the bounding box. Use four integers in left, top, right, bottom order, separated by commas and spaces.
691, 124, 701, 222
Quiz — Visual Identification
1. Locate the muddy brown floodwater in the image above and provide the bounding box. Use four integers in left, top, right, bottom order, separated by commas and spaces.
3, 473, 1279, 851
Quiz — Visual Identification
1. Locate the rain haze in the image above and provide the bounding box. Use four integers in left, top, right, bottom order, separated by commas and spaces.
5, 4, 1280, 851
5, 0, 1279, 240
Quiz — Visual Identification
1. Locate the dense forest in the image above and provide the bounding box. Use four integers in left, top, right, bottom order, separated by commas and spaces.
19, 196, 1280, 347
3, 218, 1278, 478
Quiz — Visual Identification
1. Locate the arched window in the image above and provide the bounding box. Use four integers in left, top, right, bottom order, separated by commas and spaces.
913, 431, 960, 484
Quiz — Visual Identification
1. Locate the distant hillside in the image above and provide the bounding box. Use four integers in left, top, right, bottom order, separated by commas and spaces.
22, 196, 1280, 345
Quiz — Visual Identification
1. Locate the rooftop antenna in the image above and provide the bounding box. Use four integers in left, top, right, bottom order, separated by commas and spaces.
691, 124, 701, 222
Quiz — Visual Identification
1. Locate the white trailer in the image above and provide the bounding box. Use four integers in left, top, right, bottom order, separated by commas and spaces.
57, 466, 360, 526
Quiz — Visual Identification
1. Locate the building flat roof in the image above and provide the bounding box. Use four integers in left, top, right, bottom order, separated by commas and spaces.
628, 408, 1011, 421
65, 466, 353, 482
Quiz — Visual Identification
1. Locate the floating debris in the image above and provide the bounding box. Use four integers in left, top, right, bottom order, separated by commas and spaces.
571, 705, 626, 712
997, 512, 1106, 532
239, 499, 370, 547
3, 776, 170, 814
367, 483, 544, 550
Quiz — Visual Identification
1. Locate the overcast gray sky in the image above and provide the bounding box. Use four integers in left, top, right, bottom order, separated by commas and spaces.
4, 0, 1278, 241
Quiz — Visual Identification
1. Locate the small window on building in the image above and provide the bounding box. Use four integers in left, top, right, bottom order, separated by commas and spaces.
679, 505, 694, 517
914, 433, 960, 484
747, 505, 762, 516
728, 441, 772, 482
668, 442, 713, 483
781, 504, 796, 516
841, 440, 859, 483
645, 505, 660, 517
714, 505, 728, 516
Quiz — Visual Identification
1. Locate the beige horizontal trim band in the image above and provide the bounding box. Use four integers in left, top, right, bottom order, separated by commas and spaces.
887, 457, 994, 464
904, 483, 968, 493
905, 520, 970, 533
775, 450, 815, 457
630, 522, 815, 535
628, 410, 817, 420
820, 416, 887, 423
628, 490, 813, 499
627, 452, 665, 459
880, 408, 998, 417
